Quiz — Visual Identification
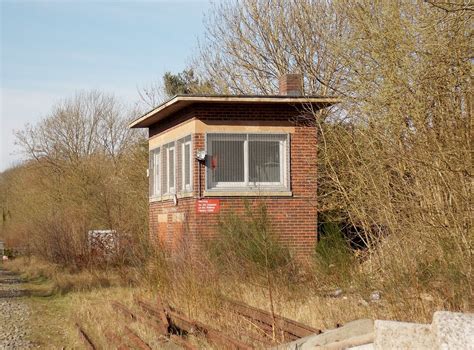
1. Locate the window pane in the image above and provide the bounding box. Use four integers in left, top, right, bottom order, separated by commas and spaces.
149, 150, 154, 196
154, 150, 160, 195
168, 148, 175, 190
184, 143, 191, 187
212, 140, 244, 182
162, 149, 167, 192
249, 141, 280, 183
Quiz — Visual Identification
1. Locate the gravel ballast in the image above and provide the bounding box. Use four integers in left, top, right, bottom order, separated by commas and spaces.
0, 269, 33, 349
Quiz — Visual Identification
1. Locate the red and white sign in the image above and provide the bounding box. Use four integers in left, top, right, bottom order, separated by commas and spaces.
196, 199, 220, 214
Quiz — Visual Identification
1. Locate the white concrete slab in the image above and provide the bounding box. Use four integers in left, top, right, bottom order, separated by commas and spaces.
374, 320, 435, 350
275, 319, 374, 350
432, 311, 474, 350
349, 344, 375, 350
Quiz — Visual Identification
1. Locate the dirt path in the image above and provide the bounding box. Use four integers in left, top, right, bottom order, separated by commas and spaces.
0, 269, 33, 349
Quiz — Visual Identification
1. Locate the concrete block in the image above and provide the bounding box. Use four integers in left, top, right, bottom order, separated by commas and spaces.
374, 320, 435, 350
432, 311, 474, 350
349, 344, 375, 350
276, 319, 374, 350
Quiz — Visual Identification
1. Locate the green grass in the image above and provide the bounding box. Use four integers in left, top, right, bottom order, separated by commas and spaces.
25, 294, 77, 349
209, 201, 293, 273
314, 221, 355, 286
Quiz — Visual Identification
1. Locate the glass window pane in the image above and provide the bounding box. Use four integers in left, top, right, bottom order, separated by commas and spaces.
212, 140, 244, 182
149, 150, 154, 196
249, 140, 280, 183
154, 150, 160, 195
162, 149, 167, 192
168, 148, 174, 189
184, 143, 191, 187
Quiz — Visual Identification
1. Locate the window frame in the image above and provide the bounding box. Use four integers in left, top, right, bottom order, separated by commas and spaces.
181, 138, 193, 192
205, 132, 290, 192
149, 147, 161, 198
166, 143, 176, 194
149, 135, 194, 201
207, 133, 247, 189
248, 135, 287, 187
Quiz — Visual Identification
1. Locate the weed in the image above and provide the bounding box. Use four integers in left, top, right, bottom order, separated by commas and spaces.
209, 201, 293, 274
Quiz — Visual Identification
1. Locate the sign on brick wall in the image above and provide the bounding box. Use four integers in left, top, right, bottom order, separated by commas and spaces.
196, 199, 220, 213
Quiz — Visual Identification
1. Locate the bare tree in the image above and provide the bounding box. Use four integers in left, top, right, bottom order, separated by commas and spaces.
193, 0, 347, 98
15, 90, 142, 167
6, 91, 149, 265
137, 80, 168, 109
192, 0, 472, 310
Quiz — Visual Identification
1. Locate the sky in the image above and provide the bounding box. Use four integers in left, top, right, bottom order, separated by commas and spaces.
0, 0, 211, 171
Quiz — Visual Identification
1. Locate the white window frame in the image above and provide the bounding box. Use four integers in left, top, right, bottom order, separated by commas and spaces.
207, 134, 247, 189
206, 133, 289, 191
149, 147, 161, 198
248, 135, 287, 187
153, 147, 161, 197
181, 139, 193, 192
166, 144, 176, 194
149, 134, 193, 201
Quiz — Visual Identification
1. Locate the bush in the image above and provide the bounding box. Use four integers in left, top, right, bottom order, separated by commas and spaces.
208, 201, 293, 274
314, 221, 354, 286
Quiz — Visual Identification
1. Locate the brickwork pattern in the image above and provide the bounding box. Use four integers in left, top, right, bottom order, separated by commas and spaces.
278, 74, 303, 96
149, 103, 318, 258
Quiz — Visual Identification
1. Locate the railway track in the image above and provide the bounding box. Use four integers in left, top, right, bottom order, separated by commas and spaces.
76, 295, 322, 349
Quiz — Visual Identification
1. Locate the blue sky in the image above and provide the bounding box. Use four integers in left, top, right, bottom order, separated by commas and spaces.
0, 0, 212, 171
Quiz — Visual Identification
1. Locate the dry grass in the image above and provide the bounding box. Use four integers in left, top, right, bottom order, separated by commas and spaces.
2, 252, 465, 349
150, 261, 446, 335
25, 294, 78, 348
3, 258, 210, 348
3, 257, 139, 294
24, 287, 156, 349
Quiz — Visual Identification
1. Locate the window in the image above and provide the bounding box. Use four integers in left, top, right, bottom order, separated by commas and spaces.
208, 134, 246, 186
149, 135, 193, 200
181, 136, 192, 191
167, 144, 175, 194
161, 142, 176, 195
249, 134, 283, 185
206, 133, 289, 191
149, 147, 160, 197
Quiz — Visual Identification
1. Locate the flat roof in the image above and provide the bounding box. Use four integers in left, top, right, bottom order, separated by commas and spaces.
129, 94, 341, 128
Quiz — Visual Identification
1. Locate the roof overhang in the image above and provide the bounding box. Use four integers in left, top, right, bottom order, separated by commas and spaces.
129, 94, 341, 128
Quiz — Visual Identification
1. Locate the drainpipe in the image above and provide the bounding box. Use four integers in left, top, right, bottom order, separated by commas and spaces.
195, 150, 207, 199
198, 160, 202, 199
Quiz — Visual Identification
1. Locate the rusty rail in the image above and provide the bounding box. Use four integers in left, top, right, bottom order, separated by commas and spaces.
133, 298, 197, 349
81, 294, 319, 349
123, 325, 152, 350
169, 334, 199, 350
169, 309, 253, 350
75, 323, 97, 350
105, 329, 130, 350
111, 300, 170, 340
136, 297, 253, 350
111, 301, 137, 320
126, 298, 197, 350
155, 295, 171, 328
135, 299, 172, 333
225, 298, 321, 341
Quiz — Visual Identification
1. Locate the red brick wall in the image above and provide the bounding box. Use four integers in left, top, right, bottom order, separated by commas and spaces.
149, 103, 318, 258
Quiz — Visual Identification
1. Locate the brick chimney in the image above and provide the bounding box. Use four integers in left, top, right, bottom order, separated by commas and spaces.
279, 74, 303, 96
